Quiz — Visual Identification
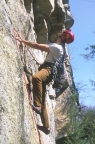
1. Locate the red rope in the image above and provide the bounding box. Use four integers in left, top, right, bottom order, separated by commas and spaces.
13, 28, 21, 57
13, 28, 40, 65
13, 28, 42, 144
24, 45, 40, 65
23, 72, 42, 144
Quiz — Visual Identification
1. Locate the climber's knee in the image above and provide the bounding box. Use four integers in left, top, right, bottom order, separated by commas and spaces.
32, 74, 40, 84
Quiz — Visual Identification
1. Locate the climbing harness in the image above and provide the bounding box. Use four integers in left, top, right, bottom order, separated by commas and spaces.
13, 28, 42, 144
49, 48, 69, 90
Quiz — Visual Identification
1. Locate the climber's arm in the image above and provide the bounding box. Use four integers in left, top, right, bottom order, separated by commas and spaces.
16, 35, 50, 52
22, 39, 50, 52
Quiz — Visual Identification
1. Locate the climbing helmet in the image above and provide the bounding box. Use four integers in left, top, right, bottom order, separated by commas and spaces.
62, 30, 74, 44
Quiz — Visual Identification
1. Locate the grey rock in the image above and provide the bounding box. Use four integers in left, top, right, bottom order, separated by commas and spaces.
0, 0, 79, 144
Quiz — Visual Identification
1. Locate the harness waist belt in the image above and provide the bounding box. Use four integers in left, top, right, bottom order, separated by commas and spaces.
44, 62, 53, 67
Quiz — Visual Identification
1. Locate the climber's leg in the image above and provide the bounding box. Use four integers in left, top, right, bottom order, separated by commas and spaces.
32, 68, 51, 108
41, 104, 50, 128
41, 82, 50, 128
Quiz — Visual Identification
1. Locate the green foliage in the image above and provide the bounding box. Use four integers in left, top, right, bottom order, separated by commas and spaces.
80, 109, 95, 143
56, 100, 95, 144
56, 82, 95, 144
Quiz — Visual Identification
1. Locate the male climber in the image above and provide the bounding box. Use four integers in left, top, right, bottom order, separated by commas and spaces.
16, 29, 74, 134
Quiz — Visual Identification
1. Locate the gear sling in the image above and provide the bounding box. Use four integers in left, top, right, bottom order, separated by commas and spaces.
39, 46, 68, 90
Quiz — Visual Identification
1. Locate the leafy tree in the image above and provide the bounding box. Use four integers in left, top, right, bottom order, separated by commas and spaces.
56, 105, 95, 144
80, 108, 95, 144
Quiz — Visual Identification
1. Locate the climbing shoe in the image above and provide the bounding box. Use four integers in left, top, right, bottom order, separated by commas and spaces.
37, 125, 50, 135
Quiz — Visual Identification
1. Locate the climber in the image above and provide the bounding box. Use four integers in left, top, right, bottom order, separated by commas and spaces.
16, 29, 74, 134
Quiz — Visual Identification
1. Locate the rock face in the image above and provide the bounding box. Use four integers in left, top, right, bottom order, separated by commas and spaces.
0, 0, 78, 144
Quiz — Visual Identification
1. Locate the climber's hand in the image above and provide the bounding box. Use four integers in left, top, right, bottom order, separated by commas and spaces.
16, 34, 23, 42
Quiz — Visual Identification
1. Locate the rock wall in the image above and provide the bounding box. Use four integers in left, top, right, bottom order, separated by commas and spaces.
0, 0, 79, 144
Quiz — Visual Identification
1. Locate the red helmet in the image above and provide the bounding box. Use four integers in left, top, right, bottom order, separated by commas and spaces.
62, 30, 74, 44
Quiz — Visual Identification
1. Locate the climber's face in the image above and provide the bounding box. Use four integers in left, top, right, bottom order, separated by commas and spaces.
58, 31, 63, 37
57, 31, 66, 40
